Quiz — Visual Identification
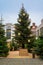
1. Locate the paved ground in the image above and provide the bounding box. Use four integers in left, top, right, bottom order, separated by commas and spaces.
7, 51, 38, 58
0, 58, 43, 65
0, 51, 43, 65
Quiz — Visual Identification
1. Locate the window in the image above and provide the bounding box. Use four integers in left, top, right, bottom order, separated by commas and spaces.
6, 29, 11, 39
40, 27, 43, 36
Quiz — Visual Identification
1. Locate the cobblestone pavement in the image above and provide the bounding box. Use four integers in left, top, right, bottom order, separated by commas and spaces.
0, 58, 43, 65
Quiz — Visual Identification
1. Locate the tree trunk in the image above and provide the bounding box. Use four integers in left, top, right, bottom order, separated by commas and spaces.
22, 43, 24, 48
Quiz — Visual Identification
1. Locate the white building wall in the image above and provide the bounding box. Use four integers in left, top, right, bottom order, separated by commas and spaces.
4, 23, 14, 41
36, 19, 43, 37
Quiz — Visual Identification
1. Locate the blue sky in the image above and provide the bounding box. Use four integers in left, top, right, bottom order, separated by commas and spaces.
0, 0, 43, 26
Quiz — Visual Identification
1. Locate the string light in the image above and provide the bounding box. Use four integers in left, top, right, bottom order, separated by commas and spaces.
28, 26, 30, 29
30, 34, 33, 37
18, 19, 21, 22
18, 33, 20, 36
36, 37, 38, 40
28, 39, 30, 42
23, 13, 25, 16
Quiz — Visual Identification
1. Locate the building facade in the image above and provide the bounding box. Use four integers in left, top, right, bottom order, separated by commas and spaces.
4, 23, 14, 41
31, 23, 37, 36
36, 19, 43, 37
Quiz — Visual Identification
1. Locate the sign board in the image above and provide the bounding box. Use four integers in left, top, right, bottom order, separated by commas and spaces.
19, 49, 28, 56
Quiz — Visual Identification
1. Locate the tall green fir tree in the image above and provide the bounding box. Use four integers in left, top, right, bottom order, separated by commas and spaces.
0, 22, 9, 57
35, 36, 43, 59
14, 5, 34, 51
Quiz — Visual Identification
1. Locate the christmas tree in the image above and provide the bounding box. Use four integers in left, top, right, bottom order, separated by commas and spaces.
0, 22, 9, 57
14, 5, 34, 50
35, 36, 43, 59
